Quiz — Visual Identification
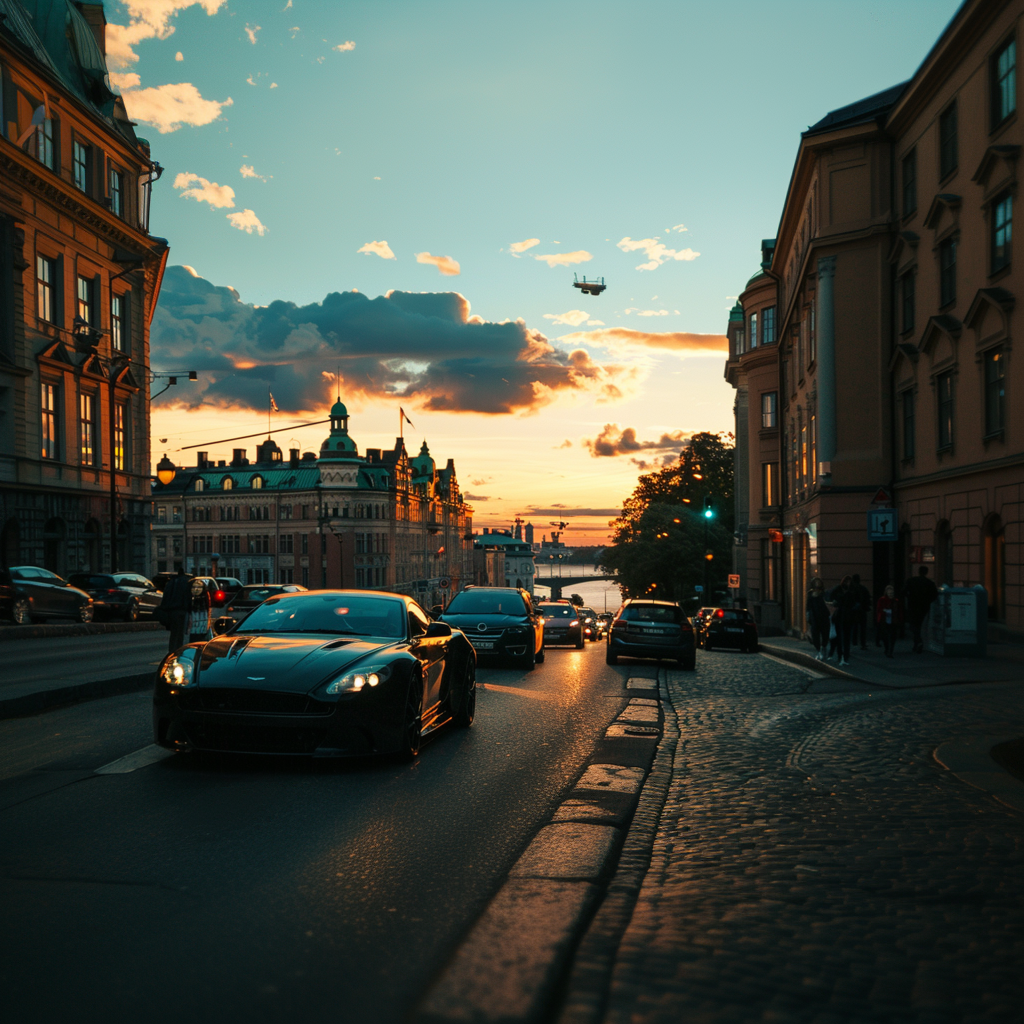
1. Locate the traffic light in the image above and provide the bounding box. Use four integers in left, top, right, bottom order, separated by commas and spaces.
703, 496, 715, 519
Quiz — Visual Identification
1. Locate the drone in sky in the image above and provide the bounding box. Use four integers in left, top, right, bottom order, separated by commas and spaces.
573, 274, 606, 296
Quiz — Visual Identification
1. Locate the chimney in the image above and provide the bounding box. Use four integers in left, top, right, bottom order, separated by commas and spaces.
231, 448, 247, 467
197, 451, 208, 468
76, 3, 107, 58
218, 460, 226, 467
289, 448, 300, 467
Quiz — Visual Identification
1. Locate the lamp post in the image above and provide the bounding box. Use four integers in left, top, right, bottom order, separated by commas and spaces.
702, 496, 715, 600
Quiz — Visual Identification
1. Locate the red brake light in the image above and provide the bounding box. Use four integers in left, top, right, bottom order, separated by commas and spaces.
106, 588, 120, 595
716, 609, 725, 618
214, 590, 226, 603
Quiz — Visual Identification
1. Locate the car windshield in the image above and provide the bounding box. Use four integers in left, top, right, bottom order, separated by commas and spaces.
620, 604, 683, 623
539, 604, 575, 618
236, 594, 407, 637
445, 591, 525, 615
68, 574, 117, 589
237, 586, 284, 602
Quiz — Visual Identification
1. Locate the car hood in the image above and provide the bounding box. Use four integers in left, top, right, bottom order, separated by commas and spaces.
195, 634, 401, 693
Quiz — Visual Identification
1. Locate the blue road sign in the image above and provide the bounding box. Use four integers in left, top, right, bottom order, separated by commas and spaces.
867, 508, 898, 541
694, 585, 704, 593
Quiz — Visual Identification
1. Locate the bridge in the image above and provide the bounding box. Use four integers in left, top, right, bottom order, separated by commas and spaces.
533, 572, 618, 601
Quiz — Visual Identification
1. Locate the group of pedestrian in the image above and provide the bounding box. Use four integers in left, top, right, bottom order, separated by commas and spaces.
805, 566, 938, 665
156, 568, 213, 652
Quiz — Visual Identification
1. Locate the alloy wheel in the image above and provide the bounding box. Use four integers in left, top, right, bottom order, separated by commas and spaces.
12, 598, 30, 625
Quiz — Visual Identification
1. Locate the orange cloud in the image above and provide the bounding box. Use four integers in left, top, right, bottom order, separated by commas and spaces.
118, 82, 233, 133
534, 250, 592, 268
415, 252, 461, 276
558, 327, 727, 352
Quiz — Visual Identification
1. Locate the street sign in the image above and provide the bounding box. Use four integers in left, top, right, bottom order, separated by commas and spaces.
727, 574, 740, 589
439, 577, 451, 589
694, 585, 704, 593
871, 487, 893, 506
867, 508, 898, 541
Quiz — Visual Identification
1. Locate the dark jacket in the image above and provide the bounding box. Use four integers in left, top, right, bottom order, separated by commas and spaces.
806, 590, 830, 627
904, 575, 938, 616
828, 584, 860, 625
159, 574, 192, 617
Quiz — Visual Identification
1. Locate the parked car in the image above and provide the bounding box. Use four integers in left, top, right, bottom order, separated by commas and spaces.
537, 601, 584, 648
698, 607, 759, 652
439, 586, 544, 670
7, 566, 93, 623
0, 567, 31, 625
67, 572, 162, 621
223, 583, 308, 623
154, 590, 476, 759
606, 599, 695, 670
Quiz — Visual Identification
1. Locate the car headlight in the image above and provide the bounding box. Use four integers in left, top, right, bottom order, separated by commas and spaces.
162, 656, 196, 687
326, 663, 392, 694
570, 619, 579, 627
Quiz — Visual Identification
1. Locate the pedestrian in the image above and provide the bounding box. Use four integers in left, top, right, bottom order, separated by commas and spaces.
827, 575, 858, 667
875, 584, 903, 658
903, 565, 939, 653
805, 577, 831, 660
187, 577, 213, 643
158, 568, 192, 653
850, 573, 872, 650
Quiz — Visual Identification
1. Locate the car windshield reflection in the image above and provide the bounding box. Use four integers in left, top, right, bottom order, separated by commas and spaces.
234, 594, 406, 638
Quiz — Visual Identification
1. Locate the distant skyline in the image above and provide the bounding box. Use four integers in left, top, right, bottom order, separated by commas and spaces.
125, 0, 962, 543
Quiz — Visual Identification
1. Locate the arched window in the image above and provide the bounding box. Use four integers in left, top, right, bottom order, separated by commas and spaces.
194, 478, 205, 492
984, 514, 1006, 621
251, 475, 264, 490
222, 477, 234, 490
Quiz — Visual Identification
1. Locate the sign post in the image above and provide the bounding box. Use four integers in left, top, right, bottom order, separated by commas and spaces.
867, 508, 897, 542
727, 574, 740, 589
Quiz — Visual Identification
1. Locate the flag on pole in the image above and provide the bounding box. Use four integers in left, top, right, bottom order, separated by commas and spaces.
400, 407, 415, 429
269, 392, 279, 412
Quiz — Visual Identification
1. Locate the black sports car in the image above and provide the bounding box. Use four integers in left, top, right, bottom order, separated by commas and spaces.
153, 590, 476, 759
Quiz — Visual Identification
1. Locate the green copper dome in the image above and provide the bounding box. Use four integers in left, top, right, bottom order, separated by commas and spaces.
331, 399, 349, 418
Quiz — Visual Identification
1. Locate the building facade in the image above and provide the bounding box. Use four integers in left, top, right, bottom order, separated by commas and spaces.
151, 402, 475, 609
727, 0, 1023, 640
472, 528, 536, 594
1, 1, 168, 575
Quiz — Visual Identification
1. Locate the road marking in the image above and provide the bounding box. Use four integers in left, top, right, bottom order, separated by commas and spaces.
94, 744, 175, 775
480, 683, 555, 700
759, 651, 825, 679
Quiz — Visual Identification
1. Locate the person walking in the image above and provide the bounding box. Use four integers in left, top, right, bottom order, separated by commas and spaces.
158, 568, 192, 653
187, 577, 213, 643
827, 575, 858, 667
805, 577, 831, 661
875, 584, 903, 658
903, 565, 939, 653
850, 573, 872, 650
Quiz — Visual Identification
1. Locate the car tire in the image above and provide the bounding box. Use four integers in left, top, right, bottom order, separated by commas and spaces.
78, 603, 94, 624
535, 645, 545, 663
575, 636, 584, 649
123, 599, 139, 623
452, 659, 476, 728
11, 597, 30, 625
606, 646, 618, 665
397, 675, 423, 761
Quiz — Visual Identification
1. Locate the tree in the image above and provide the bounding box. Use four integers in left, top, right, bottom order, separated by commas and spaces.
599, 432, 734, 603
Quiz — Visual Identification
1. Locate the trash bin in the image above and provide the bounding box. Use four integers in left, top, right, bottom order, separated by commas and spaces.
927, 584, 987, 658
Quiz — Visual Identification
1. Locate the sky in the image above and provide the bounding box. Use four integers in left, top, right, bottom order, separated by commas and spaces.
121, 0, 963, 544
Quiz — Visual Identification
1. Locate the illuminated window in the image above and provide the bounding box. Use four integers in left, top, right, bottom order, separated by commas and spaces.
222, 477, 234, 490
36, 255, 57, 323
761, 391, 777, 429
41, 382, 59, 460
79, 392, 97, 466
114, 403, 127, 471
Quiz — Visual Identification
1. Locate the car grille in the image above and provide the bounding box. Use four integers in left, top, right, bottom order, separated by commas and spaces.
463, 628, 506, 645
186, 688, 333, 716
185, 723, 328, 754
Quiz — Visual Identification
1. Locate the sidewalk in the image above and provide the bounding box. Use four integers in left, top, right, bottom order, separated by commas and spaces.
759, 631, 1024, 688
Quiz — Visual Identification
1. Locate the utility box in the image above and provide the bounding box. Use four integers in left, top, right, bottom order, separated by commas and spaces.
927, 585, 987, 658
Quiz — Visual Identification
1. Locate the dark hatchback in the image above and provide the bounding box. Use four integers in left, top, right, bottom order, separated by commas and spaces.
606, 599, 695, 670
439, 586, 544, 670
537, 602, 584, 648
68, 572, 162, 621
7, 566, 94, 622
223, 583, 307, 622
698, 607, 759, 652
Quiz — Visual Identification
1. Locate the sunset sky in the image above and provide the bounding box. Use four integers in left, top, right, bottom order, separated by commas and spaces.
125, 0, 961, 544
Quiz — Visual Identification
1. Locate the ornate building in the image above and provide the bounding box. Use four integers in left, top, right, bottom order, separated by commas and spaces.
727, 0, 1023, 640
151, 401, 475, 608
1, 1, 168, 574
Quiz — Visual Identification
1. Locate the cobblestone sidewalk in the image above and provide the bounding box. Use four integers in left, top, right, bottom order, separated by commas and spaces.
600, 650, 1024, 1024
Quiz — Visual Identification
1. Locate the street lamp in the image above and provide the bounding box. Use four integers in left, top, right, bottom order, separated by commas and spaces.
156, 454, 177, 486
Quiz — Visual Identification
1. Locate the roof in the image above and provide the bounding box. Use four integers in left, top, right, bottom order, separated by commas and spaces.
804, 81, 909, 137
155, 466, 323, 494
474, 532, 532, 552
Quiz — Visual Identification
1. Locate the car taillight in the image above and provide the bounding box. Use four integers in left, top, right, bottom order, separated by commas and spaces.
214, 590, 226, 603
716, 609, 725, 618
106, 588, 120, 595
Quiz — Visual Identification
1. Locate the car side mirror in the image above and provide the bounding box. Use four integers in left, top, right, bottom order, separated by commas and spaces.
429, 604, 444, 620
425, 621, 452, 638
212, 616, 234, 636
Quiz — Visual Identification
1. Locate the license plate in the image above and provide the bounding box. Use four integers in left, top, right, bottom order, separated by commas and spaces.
727, 627, 742, 633
642, 628, 665, 634
474, 641, 495, 649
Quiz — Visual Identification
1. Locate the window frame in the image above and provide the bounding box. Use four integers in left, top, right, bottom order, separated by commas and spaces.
114, 402, 128, 471
761, 461, 779, 508
748, 312, 758, 350
40, 381, 60, 460
991, 191, 1012, 274
761, 391, 778, 430
34, 115, 56, 171
762, 306, 776, 346
109, 164, 124, 216
111, 291, 130, 352
79, 391, 98, 467
36, 254, 58, 324
76, 274, 96, 325
939, 235, 957, 308
991, 35, 1017, 130
73, 139, 91, 194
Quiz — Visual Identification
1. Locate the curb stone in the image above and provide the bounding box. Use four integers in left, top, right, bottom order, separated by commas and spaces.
415, 678, 663, 1024
0, 672, 155, 720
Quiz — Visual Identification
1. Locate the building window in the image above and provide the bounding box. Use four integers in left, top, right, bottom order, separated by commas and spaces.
79, 392, 97, 466
111, 293, 129, 352
992, 36, 1016, 128
251, 475, 264, 489
902, 149, 917, 216
761, 391, 777, 429
157, 537, 167, 558
194, 477, 205, 492
900, 271, 915, 333
73, 141, 90, 193
279, 504, 293, 519
109, 167, 124, 216
279, 568, 293, 584
172, 506, 182, 524
222, 477, 234, 490
902, 390, 916, 460
279, 533, 294, 554
992, 193, 1012, 273
808, 301, 816, 364
734, 328, 745, 356
250, 505, 270, 521
157, 506, 167, 524
41, 382, 59, 460
220, 535, 241, 554
114, 403, 127, 471
810, 414, 817, 484
301, 534, 309, 555
221, 505, 240, 520
30, 115, 56, 170
761, 538, 781, 602
249, 535, 271, 554
762, 462, 778, 507
939, 101, 958, 180
749, 312, 758, 349
301, 505, 310, 520
937, 371, 954, 449
984, 349, 1006, 436
301, 567, 309, 587
36, 255, 57, 323
939, 236, 957, 307
192, 506, 211, 522
77, 275, 96, 324
761, 306, 776, 346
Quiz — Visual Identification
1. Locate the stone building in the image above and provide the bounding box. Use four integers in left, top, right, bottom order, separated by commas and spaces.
727, 0, 1023, 640
472, 527, 536, 594
1, 1, 168, 574
150, 401, 475, 608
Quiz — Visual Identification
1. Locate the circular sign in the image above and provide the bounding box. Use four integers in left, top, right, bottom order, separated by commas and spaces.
439, 578, 451, 589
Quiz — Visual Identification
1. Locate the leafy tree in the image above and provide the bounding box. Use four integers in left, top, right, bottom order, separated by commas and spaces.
599, 432, 734, 603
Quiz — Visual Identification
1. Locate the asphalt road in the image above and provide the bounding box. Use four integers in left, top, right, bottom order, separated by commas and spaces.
0, 640, 633, 1024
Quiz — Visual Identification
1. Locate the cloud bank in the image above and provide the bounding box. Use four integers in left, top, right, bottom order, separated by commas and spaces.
174, 172, 235, 208
509, 238, 540, 255
116, 81, 233, 133
150, 267, 636, 416
415, 252, 461, 276
226, 209, 268, 235
617, 237, 700, 271
584, 424, 689, 468
534, 250, 592, 268
558, 327, 727, 352
106, 0, 226, 68
358, 240, 395, 260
